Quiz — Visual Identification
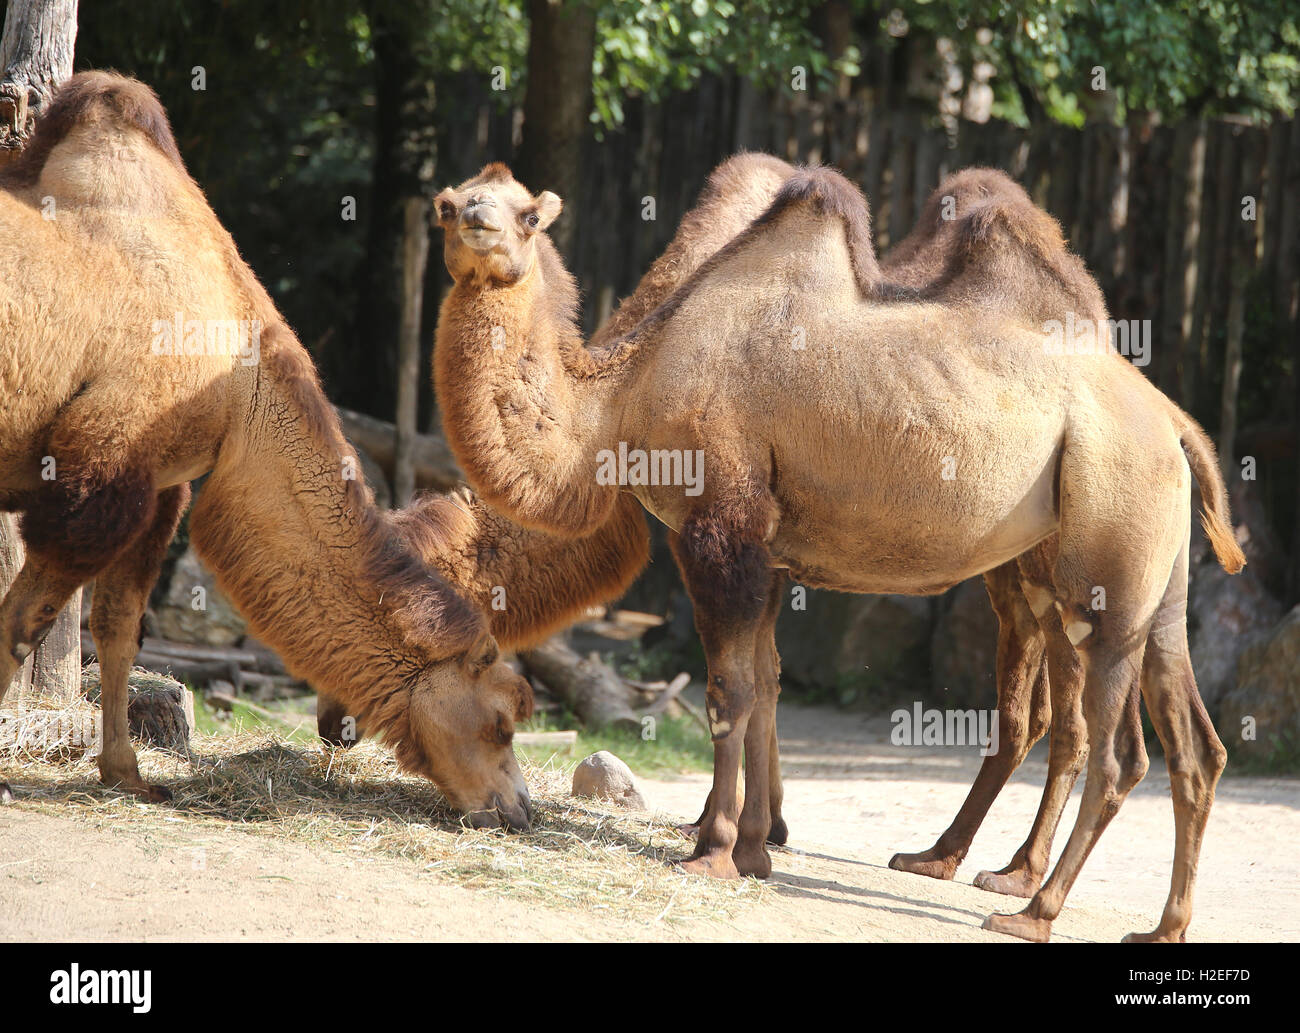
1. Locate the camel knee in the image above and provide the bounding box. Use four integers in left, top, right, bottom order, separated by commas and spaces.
706, 675, 755, 741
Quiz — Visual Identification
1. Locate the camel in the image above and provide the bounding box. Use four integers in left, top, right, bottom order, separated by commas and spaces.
520, 153, 1094, 894
0, 71, 650, 829
432, 160, 1244, 941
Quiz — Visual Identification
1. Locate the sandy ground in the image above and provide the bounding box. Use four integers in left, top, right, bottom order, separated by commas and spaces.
1, 700, 1296, 942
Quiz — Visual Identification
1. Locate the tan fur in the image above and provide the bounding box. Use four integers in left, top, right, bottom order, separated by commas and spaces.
0, 73, 535, 827
393, 489, 650, 651
433, 159, 1241, 939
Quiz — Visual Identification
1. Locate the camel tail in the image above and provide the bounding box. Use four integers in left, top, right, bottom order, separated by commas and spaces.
1177, 414, 1246, 574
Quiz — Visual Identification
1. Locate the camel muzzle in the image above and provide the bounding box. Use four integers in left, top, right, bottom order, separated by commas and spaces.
459, 202, 504, 251
467, 789, 532, 832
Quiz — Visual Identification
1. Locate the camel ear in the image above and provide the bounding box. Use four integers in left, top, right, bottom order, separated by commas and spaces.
533, 190, 562, 230
434, 189, 458, 225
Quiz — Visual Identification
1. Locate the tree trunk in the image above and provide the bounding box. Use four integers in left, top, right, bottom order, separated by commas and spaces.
394, 196, 429, 507
0, 0, 76, 163
2, 0, 81, 709
519, 0, 596, 263
1218, 131, 1263, 480
337, 0, 436, 418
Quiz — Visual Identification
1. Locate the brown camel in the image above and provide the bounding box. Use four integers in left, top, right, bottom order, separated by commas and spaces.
545, 154, 1090, 891
0, 72, 553, 828
432, 161, 1244, 941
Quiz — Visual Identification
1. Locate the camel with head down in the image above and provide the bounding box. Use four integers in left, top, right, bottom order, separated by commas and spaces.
431, 160, 1243, 942
0, 72, 652, 829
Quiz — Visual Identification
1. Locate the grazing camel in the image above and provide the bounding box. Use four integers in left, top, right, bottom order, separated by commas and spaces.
315, 488, 651, 743
432, 161, 1244, 941
0, 72, 547, 827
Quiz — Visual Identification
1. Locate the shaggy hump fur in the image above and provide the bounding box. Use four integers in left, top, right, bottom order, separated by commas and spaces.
391, 489, 650, 651
0, 70, 184, 187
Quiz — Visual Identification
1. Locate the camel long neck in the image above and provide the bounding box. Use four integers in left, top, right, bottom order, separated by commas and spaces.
435, 254, 625, 535
390, 490, 649, 651
190, 338, 483, 733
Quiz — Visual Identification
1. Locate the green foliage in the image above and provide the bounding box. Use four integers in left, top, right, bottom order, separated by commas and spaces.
518, 709, 714, 774
893, 0, 1300, 123
592, 0, 856, 128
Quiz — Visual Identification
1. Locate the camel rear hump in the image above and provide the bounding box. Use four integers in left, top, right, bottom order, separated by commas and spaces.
1, 71, 184, 189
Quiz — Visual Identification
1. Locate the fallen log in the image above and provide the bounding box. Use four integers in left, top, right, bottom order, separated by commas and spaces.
514, 730, 579, 749
337, 406, 463, 491
518, 639, 641, 732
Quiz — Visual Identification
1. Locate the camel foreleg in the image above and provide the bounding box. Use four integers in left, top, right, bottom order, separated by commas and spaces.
88, 484, 190, 802
669, 505, 775, 879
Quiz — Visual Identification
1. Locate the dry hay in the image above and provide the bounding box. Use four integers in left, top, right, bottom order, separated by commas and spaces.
4, 729, 763, 924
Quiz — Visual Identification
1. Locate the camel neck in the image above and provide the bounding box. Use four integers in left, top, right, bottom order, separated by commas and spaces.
190, 338, 483, 733
434, 260, 623, 535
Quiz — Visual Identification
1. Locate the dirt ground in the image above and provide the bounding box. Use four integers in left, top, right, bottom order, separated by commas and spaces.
1, 700, 1296, 942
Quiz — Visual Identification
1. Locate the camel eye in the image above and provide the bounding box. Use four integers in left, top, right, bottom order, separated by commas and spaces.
439, 201, 456, 220
524, 212, 539, 229
490, 714, 513, 747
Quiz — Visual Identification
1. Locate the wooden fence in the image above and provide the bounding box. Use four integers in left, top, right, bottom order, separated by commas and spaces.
429, 75, 1300, 589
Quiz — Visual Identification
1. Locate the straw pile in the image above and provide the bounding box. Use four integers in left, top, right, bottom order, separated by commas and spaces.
5, 729, 763, 923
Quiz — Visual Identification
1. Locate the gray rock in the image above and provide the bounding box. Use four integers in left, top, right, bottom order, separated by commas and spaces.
1218, 605, 1300, 760
930, 576, 1000, 710
152, 546, 246, 647
571, 750, 647, 809
1188, 558, 1283, 717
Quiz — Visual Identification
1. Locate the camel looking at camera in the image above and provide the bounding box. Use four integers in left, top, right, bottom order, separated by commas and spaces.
432, 160, 1243, 942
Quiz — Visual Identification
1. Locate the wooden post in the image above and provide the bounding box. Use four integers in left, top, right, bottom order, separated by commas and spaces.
1218, 129, 1263, 480
1, 0, 82, 716
393, 196, 429, 508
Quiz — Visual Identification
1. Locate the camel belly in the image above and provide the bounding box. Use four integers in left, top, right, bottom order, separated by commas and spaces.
767, 430, 1062, 595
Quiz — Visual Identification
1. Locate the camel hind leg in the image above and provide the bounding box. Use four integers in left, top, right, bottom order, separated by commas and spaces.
984, 436, 1191, 941
973, 541, 1089, 898
89, 484, 190, 801
1124, 531, 1225, 942
891, 559, 1048, 882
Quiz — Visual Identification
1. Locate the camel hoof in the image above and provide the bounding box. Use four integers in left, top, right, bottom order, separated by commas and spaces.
0, 782, 12, 805
1121, 929, 1186, 943
678, 854, 740, 880
106, 779, 172, 803
982, 911, 1052, 942
889, 850, 958, 881
973, 867, 1041, 898
733, 845, 772, 880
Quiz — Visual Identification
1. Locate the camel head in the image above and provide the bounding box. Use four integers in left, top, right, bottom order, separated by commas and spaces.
435, 162, 562, 285
398, 632, 536, 831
